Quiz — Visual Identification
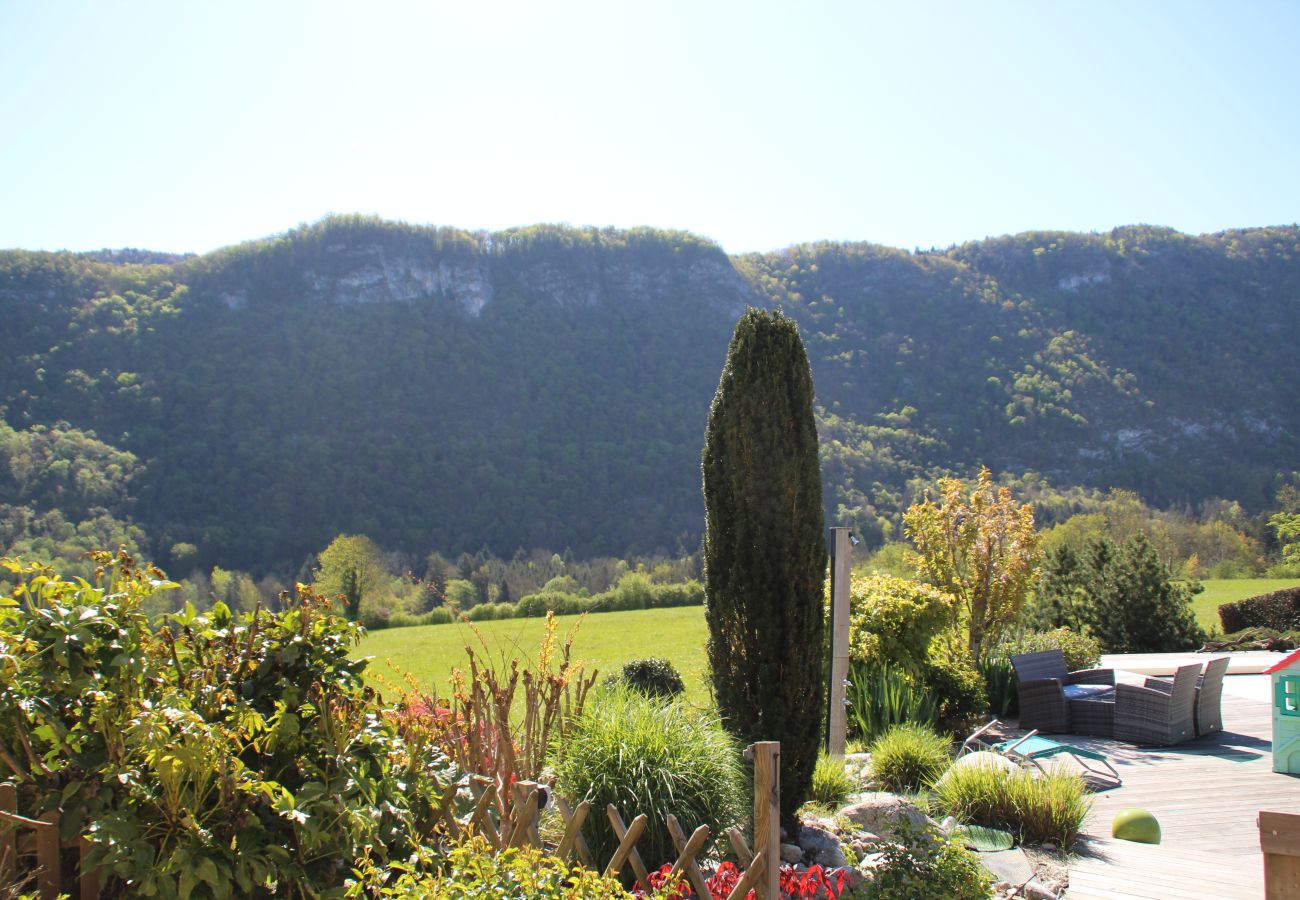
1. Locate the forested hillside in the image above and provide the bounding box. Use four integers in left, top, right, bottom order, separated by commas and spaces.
2, 217, 1297, 574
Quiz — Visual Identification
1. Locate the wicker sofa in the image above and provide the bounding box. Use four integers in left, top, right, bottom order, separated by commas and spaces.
1011, 649, 1115, 734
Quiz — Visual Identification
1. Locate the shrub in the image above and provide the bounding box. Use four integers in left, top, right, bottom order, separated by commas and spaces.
1000, 627, 1102, 672
867, 724, 952, 793
466, 601, 517, 621
0, 552, 458, 897
809, 752, 856, 807
1219, 587, 1300, 634
702, 307, 828, 831
515, 593, 553, 617
399, 837, 631, 899
551, 685, 745, 869
933, 764, 1092, 846
859, 826, 992, 899
847, 574, 952, 674
921, 643, 989, 733
386, 607, 455, 628
846, 662, 938, 743
1038, 534, 1205, 653
610, 658, 685, 700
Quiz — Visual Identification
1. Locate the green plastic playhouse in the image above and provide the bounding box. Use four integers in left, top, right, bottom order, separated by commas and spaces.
1267, 649, 1300, 774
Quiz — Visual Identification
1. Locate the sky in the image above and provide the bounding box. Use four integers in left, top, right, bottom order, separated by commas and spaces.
1, 1, 1298, 256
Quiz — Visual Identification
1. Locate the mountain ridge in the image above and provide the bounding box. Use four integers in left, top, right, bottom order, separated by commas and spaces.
2, 216, 1296, 572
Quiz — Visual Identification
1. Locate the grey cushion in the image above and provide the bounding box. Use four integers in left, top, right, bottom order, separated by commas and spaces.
1063, 683, 1113, 700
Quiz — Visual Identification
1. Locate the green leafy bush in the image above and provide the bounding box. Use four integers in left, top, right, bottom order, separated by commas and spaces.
867, 724, 952, 793
466, 601, 517, 621
609, 658, 685, 700
933, 764, 1092, 846
847, 575, 952, 674
920, 643, 989, 733
809, 752, 856, 807
1000, 627, 1102, 671
846, 662, 938, 743
1219, 587, 1300, 634
551, 685, 744, 869
0, 553, 457, 898
859, 827, 992, 899
413, 842, 626, 894
384, 607, 455, 628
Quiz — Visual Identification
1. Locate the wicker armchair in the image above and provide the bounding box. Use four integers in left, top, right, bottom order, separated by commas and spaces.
1114, 663, 1201, 745
1145, 656, 1230, 737
1011, 649, 1115, 733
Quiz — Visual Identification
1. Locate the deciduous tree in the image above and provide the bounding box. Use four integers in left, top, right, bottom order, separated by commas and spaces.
904, 467, 1041, 660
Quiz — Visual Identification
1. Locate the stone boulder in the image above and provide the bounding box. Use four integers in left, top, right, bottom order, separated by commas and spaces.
936, 750, 1021, 786
796, 824, 851, 869
837, 793, 933, 840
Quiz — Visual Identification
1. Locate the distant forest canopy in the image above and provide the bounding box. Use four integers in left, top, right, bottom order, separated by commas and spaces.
1, 215, 1298, 577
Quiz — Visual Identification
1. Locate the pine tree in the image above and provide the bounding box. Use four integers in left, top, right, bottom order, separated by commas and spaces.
1047, 534, 1205, 653
702, 307, 827, 831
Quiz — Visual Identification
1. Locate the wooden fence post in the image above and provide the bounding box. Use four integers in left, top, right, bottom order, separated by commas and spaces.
1261, 810, 1300, 898
827, 527, 852, 757
0, 782, 16, 887
749, 741, 780, 900
37, 810, 59, 900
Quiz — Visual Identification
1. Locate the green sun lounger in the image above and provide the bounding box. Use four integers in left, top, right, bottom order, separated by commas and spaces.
961, 720, 1122, 787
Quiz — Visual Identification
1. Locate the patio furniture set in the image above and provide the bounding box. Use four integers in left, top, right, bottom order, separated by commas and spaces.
1012, 649, 1231, 745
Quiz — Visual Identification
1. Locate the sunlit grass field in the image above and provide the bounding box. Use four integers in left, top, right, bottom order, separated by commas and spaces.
354, 606, 711, 704
352, 578, 1300, 702
1192, 578, 1300, 633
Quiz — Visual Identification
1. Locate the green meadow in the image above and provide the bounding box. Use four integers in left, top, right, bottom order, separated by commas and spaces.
1191, 577, 1300, 632
355, 606, 711, 704
353, 578, 1300, 701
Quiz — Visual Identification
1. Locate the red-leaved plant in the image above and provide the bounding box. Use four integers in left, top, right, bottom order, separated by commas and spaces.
640, 860, 848, 899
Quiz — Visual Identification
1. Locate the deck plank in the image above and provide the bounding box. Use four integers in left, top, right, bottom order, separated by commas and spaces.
1059, 686, 1295, 898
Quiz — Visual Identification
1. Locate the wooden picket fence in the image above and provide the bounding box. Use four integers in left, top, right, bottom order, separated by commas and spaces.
0, 742, 783, 900
0, 781, 99, 900
439, 741, 782, 899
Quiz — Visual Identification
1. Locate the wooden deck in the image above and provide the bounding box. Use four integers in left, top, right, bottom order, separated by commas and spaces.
1058, 684, 1296, 898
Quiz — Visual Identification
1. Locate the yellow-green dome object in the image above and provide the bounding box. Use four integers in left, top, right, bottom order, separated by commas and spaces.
1112, 808, 1161, 844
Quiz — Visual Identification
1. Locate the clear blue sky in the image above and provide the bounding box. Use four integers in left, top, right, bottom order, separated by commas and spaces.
2, 1, 1297, 255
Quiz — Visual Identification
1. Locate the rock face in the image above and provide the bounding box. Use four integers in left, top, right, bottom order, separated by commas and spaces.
838, 793, 933, 840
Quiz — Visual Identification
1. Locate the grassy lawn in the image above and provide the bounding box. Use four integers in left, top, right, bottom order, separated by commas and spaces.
1192, 578, 1300, 633
353, 576, 1299, 703
354, 606, 711, 704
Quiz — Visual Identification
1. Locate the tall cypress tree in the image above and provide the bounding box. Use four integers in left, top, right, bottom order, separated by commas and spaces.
702, 307, 827, 831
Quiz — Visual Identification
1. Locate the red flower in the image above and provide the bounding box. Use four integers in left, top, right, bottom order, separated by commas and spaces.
638, 859, 848, 899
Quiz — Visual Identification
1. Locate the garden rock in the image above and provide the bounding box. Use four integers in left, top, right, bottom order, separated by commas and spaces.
835, 866, 868, 893
979, 848, 1035, 887
838, 792, 932, 839
796, 824, 850, 868
780, 842, 804, 864
938, 750, 1021, 785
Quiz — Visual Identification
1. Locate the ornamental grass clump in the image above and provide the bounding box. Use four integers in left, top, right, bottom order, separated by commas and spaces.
846, 662, 940, 744
867, 724, 952, 793
551, 684, 745, 869
933, 763, 1092, 846
809, 752, 857, 807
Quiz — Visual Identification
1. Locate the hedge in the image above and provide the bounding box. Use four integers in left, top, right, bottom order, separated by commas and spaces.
1219, 587, 1300, 634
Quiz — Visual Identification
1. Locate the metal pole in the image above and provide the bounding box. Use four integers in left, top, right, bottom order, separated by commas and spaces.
826, 527, 852, 756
